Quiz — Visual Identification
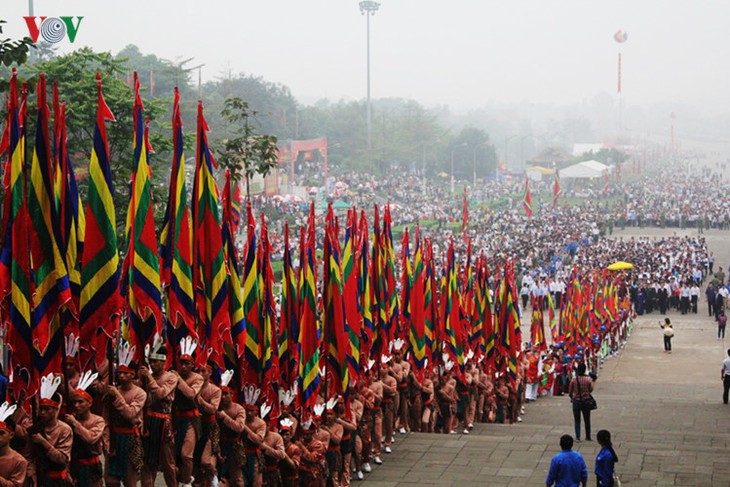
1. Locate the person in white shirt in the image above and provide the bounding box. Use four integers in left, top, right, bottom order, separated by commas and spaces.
721, 348, 730, 404
690, 284, 700, 313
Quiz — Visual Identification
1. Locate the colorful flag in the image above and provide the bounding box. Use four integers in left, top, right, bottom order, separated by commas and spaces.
277, 222, 298, 390
0, 71, 35, 392
408, 228, 427, 384
221, 170, 244, 369
358, 211, 374, 365
52, 83, 85, 342
160, 87, 194, 333
442, 239, 465, 381
298, 206, 320, 411
522, 176, 533, 218
259, 213, 279, 416
79, 74, 122, 367
382, 205, 399, 344
398, 227, 412, 340
241, 202, 261, 386
552, 172, 562, 208
322, 208, 351, 397
121, 73, 162, 363
497, 261, 521, 381
342, 209, 361, 386
27, 74, 75, 376
192, 101, 231, 368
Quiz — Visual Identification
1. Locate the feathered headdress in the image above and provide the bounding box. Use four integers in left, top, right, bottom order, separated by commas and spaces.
118, 340, 137, 373
64, 333, 79, 360
179, 336, 198, 363
381, 354, 392, 368
146, 333, 166, 362
220, 369, 235, 392
242, 385, 261, 410
278, 383, 297, 407
73, 370, 99, 403
325, 396, 339, 412
313, 403, 325, 419
39, 373, 62, 408
301, 415, 316, 432
279, 417, 295, 432
391, 338, 405, 353
0, 402, 16, 431
260, 402, 272, 420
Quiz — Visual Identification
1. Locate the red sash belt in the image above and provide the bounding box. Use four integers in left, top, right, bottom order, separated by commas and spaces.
111, 426, 139, 435
203, 414, 216, 423
398, 383, 408, 389
43, 470, 68, 480
175, 409, 200, 418
73, 457, 101, 466
342, 433, 351, 442
245, 448, 260, 454
327, 444, 340, 452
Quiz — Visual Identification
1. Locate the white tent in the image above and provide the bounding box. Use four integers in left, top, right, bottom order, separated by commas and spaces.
559, 160, 610, 179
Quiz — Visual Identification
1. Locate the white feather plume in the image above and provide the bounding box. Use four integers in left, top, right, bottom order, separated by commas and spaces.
0, 402, 16, 423
313, 403, 325, 417
76, 370, 99, 393
260, 402, 272, 419
243, 385, 261, 406
180, 336, 198, 357
118, 340, 135, 367
381, 354, 392, 365
325, 396, 339, 411
40, 373, 62, 400
220, 369, 234, 388
279, 383, 297, 406
279, 417, 294, 430
147, 333, 165, 360
65, 333, 79, 357
392, 338, 405, 351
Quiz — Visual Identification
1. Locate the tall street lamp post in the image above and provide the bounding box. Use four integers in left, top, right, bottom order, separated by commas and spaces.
472, 142, 488, 188
359, 1, 380, 170
451, 143, 466, 194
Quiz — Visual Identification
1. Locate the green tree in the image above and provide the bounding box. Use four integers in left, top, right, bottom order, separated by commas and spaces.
217, 97, 279, 199
0, 19, 34, 92
18, 48, 170, 242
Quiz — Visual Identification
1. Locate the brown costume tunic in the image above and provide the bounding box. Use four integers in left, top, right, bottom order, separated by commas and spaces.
0, 448, 27, 487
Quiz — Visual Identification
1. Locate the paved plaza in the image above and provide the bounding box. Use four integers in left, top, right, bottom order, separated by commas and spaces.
360, 228, 730, 486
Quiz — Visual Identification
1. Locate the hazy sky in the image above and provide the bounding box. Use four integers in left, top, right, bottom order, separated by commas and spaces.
5, 1, 730, 112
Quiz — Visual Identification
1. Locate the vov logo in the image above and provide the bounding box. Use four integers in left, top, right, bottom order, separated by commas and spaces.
23, 16, 84, 44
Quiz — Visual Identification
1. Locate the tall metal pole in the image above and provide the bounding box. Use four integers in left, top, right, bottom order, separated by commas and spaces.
360, 1, 380, 172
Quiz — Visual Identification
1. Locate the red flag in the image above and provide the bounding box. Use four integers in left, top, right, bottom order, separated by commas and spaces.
522, 176, 533, 218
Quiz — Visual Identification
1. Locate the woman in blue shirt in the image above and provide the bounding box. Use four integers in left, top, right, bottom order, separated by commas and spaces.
595, 429, 618, 486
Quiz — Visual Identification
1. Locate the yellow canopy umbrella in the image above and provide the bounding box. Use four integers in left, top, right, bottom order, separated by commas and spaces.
607, 261, 634, 271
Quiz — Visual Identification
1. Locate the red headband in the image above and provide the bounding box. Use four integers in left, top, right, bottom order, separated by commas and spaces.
0, 421, 10, 431
118, 365, 134, 373
180, 354, 194, 363
74, 389, 93, 403
39, 398, 60, 408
